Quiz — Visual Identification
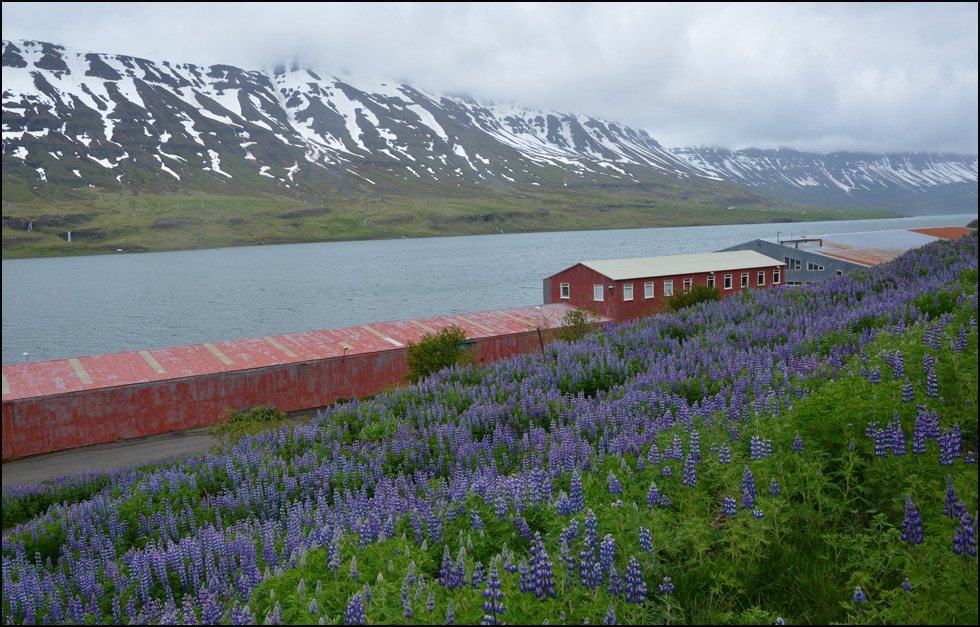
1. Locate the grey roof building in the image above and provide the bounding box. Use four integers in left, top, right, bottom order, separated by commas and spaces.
718, 227, 973, 286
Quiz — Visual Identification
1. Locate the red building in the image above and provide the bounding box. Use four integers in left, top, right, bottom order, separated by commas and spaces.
543, 250, 785, 321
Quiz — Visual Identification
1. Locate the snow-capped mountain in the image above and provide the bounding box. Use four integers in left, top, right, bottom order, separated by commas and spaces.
672, 147, 977, 215
2, 40, 702, 192
2, 39, 976, 249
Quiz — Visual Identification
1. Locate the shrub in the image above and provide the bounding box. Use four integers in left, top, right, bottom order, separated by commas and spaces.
207, 404, 287, 452
404, 324, 470, 383
666, 283, 721, 312
554, 304, 603, 343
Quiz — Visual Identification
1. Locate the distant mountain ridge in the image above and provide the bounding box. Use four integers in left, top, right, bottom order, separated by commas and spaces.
1, 39, 976, 256
672, 147, 977, 215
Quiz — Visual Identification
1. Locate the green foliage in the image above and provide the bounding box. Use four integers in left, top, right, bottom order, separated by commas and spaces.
553, 304, 603, 343
666, 283, 722, 312
206, 404, 288, 452
404, 325, 470, 384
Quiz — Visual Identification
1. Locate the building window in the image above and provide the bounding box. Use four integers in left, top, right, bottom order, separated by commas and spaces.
836, 270, 843, 276
707, 275, 715, 288
807, 262, 824, 271
560, 283, 570, 299
644, 282, 654, 298
623, 283, 633, 301
773, 269, 781, 284
663, 280, 673, 297
594, 284, 604, 301
741, 273, 749, 288
724, 274, 732, 290
757, 271, 766, 286
683, 278, 692, 290
784, 256, 801, 270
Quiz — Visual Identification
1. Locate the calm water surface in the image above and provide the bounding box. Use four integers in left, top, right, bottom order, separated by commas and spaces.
3, 214, 975, 364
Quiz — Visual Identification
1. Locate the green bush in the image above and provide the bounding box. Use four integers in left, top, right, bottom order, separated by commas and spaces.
206, 404, 287, 452
404, 324, 471, 383
666, 283, 721, 312
554, 304, 602, 343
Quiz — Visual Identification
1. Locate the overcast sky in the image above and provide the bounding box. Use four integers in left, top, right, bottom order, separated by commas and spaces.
3, 2, 977, 155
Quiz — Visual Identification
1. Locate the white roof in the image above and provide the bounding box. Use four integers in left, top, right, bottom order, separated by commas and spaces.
580, 250, 783, 281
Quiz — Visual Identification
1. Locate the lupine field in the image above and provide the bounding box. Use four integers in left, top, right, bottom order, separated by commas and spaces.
3, 234, 978, 625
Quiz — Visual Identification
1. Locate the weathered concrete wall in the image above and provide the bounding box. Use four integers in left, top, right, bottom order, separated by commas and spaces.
2, 328, 548, 459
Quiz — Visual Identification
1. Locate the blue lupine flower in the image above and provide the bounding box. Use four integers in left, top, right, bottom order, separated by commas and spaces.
682, 454, 697, 488
659, 576, 675, 594
603, 600, 617, 625
599, 534, 616, 573
741, 466, 756, 510
639, 526, 653, 552
607, 470, 623, 495
481, 558, 505, 624
647, 482, 660, 507
953, 510, 977, 558
853, 586, 866, 608
446, 600, 456, 625
768, 478, 781, 496
401, 578, 413, 618
345, 592, 365, 625
901, 495, 924, 546
624, 556, 647, 604
723, 497, 738, 516
752, 509, 764, 519
792, 432, 803, 452
901, 577, 914, 593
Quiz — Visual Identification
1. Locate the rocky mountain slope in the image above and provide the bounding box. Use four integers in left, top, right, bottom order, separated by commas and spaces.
2, 40, 975, 255
673, 147, 977, 216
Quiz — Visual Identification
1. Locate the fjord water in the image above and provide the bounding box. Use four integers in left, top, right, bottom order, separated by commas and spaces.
2, 214, 975, 365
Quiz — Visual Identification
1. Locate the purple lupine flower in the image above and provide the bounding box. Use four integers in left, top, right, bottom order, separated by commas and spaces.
741, 466, 756, 510
579, 548, 603, 589
599, 534, 616, 573
853, 586, 866, 613
719, 444, 731, 464
752, 509, 764, 519
901, 495, 924, 546
902, 380, 915, 402
401, 578, 413, 619
659, 492, 672, 508
682, 454, 697, 488
530, 532, 556, 599
723, 497, 738, 516
892, 350, 905, 379
584, 509, 599, 549
345, 592, 365, 625
481, 559, 505, 625
560, 539, 576, 585
659, 576, 675, 594
606, 564, 622, 595
570, 470, 585, 513
515, 515, 532, 541
446, 600, 456, 625
902, 577, 914, 592
689, 431, 701, 463
943, 475, 961, 517
470, 509, 484, 530
646, 482, 660, 507
768, 479, 781, 496
926, 370, 940, 398
518, 557, 533, 593
603, 600, 617, 625
624, 556, 647, 604
662, 465, 673, 477
639, 526, 653, 552
953, 510, 977, 558
792, 432, 803, 452
869, 366, 882, 385
309, 597, 318, 616
607, 470, 623, 495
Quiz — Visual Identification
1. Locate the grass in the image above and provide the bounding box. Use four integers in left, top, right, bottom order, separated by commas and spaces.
2, 164, 895, 258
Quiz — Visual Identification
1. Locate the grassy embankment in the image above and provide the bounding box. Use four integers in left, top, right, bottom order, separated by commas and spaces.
2, 161, 894, 258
